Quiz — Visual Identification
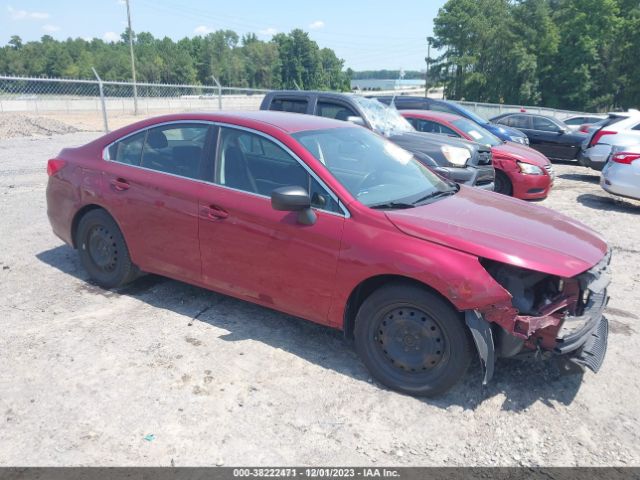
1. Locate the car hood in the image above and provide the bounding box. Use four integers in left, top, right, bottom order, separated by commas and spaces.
385, 186, 607, 278
390, 131, 479, 151
486, 123, 527, 139
492, 142, 550, 167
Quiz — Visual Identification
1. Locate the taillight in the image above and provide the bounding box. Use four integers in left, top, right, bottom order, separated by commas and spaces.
611, 152, 640, 165
579, 124, 590, 133
589, 130, 616, 147
47, 159, 67, 176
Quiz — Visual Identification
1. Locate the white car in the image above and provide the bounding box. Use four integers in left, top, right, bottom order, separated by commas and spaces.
563, 114, 606, 131
601, 147, 640, 201
580, 110, 640, 170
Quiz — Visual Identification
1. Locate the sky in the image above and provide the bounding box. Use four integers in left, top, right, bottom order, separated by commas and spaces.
1, 0, 447, 71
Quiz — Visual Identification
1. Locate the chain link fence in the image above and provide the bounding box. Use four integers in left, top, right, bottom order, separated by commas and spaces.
0, 74, 268, 132
0, 74, 589, 133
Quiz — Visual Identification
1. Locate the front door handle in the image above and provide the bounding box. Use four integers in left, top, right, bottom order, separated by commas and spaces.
111, 178, 130, 191
206, 205, 229, 220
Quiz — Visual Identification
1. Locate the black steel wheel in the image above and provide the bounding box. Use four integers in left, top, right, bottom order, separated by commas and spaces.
494, 170, 513, 196
76, 209, 138, 289
354, 282, 472, 396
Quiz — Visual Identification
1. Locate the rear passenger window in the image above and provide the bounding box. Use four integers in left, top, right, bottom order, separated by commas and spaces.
108, 131, 145, 166
216, 127, 341, 213
506, 115, 530, 129
140, 124, 209, 179
268, 98, 308, 114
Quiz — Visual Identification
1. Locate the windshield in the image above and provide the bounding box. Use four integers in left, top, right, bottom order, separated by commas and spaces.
453, 104, 490, 126
293, 127, 455, 208
350, 96, 415, 137
451, 118, 502, 147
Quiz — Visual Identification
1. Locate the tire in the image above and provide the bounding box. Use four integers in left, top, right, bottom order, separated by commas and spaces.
76, 209, 138, 289
354, 282, 472, 397
494, 170, 513, 196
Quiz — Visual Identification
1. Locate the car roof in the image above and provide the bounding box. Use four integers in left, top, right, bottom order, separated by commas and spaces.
400, 109, 463, 123
109, 110, 350, 137
497, 112, 559, 121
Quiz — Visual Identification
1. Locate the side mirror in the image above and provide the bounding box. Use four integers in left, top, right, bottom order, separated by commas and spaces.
271, 186, 317, 225
347, 116, 366, 127
559, 126, 569, 134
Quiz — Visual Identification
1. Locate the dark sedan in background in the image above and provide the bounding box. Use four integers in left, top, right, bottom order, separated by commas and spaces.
374, 96, 530, 146
490, 113, 587, 161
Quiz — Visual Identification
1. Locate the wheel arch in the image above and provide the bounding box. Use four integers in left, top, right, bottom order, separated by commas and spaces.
342, 274, 461, 340
70, 204, 119, 248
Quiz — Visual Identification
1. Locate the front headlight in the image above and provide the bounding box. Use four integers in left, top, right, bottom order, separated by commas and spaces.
511, 136, 529, 145
517, 162, 543, 175
441, 145, 471, 166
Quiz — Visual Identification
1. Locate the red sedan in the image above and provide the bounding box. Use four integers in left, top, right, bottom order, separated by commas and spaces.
46, 111, 610, 396
401, 110, 554, 200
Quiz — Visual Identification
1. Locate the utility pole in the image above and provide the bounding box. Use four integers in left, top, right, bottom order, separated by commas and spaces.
125, 0, 138, 114
425, 36, 434, 98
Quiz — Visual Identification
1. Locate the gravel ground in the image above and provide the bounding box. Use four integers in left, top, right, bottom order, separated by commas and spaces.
1, 131, 639, 467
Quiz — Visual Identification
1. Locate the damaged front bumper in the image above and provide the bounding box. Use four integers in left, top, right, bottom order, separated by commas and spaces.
467, 249, 612, 384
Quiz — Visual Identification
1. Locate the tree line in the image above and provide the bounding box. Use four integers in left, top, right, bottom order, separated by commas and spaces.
432, 0, 640, 112
0, 29, 351, 91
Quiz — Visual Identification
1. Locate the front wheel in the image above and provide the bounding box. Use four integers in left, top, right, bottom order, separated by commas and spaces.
354, 282, 472, 397
76, 209, 138, 289
494, 170, 513, 196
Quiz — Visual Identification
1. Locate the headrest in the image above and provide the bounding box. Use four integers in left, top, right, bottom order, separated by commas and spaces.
147, 130, 168, 149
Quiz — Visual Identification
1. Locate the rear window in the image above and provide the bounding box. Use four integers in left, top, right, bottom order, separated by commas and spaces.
268, 98, 308, 114
108, 131, 145, 165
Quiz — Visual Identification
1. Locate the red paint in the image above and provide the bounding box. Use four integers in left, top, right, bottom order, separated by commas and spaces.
47, 111, 608, 341
400, 110, 553, 200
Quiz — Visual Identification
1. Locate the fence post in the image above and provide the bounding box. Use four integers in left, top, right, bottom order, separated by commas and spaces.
211, 75, 222, 110
92, 68, 109, 133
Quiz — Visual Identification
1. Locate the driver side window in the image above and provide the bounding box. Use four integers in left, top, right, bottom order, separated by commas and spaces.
317, 101, 362, 123
215, 127, 341, 213
532, 117, 559, 132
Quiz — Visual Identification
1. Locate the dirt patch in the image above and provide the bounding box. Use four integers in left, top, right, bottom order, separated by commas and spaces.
0, 113, 80, 139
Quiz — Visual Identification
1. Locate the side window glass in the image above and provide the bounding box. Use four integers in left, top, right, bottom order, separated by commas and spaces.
269, 98, 308, 114
140, 124, 209, 179
439, 124, 459, 136
533, 117, 558, 132
415, 119, 436, 133
509, 115, 530, 129
317, 101, 361, 122
108, 131, 145, 166
216, 127, 340, 213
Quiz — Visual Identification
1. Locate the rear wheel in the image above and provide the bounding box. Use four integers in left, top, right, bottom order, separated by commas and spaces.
76, 209, 138, 289
494, 170, 513, 196
354, 282, 472, 397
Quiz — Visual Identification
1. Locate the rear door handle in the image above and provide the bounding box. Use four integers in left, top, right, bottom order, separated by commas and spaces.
205, 205, 229, 220
111, 178, 130, 191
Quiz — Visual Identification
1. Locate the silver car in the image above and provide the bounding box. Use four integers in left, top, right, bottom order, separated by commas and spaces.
601, 147, 640, 200
581, 111, 640, 170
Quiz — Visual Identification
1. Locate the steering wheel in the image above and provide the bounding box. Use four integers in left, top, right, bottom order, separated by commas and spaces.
357, 171, 381, 195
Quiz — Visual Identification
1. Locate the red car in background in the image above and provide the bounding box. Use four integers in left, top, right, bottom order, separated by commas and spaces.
401, 110, 554, 200
46, 111, 609, 396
